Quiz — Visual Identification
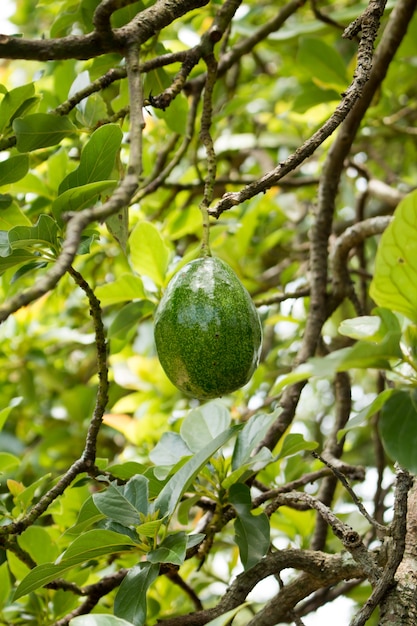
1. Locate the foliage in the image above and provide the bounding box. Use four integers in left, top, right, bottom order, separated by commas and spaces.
0, 1, 417, 625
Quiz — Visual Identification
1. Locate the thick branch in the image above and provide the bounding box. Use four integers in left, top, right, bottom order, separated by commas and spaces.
0, 0, 210, 60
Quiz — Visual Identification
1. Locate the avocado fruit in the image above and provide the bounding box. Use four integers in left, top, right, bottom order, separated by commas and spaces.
154, 256, 262, 399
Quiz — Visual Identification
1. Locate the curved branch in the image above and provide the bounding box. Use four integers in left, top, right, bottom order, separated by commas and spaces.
0, 0, 210, 60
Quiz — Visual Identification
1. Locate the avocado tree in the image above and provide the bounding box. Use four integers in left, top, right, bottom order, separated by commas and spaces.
1, 0, 417, 624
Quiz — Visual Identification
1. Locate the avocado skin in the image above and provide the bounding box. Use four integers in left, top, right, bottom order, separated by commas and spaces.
154, 256, 262, 399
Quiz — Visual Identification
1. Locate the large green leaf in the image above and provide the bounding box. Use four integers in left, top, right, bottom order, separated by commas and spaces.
52, 180, 118, 220
95, 274, 147, 306
58, 124, 122, 193
370, 190, 417, 323
8, 214, 60, 252
379, 389, 417, 474
14, 530, 137, 600
153, 426, 237, 518
93, 475, 150, 527
0, 83, 38, 134
298, 37, 349, 89
180, 401, 231, 454
128, 221, 170, 287
114, 562, 159, 626
229, 483, 270, 570
13, 113, 77, 151
0, 154, 29, 186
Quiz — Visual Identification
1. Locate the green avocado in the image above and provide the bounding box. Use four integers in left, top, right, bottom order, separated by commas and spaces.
154, 256, 262, 400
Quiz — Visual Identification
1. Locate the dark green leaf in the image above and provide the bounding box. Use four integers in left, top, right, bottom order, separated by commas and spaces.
229, 483, 270, 570
14, 530, 137, 599
114, 562, 159, 626
380, 389, 417, 474
52, 180, 117, 220
93, 483, 142, 526
13, 113, 77, 151
58, 124, 122, 193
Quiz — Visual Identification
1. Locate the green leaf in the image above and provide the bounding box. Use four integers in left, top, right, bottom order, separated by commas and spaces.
58, 124, 122, 193
93, 476, 149, 526
106, 205, 129, 251
229, 483, 270, 570
8, 214, 60, 251
0, 562, 11, 610
128, 221, 170, 286
95, 274, 147, 306
0, 154, 29, 186
149, 432, 192, 467
13, 113, 77, 151
370, 190, 417, 323
0, 452, 20, 473
114, 562, 159, 626
0, 197, 32, 229
147, 532, 187, 565
0, 249, 38, 274
180, 401, 231, 453
108, 301, 155, 341
71, 616, 135, 626
14, 530, 137, 599
379, 389, 417, 474
232, 411, 278, 471
52, 180, 118, 220
153, 426, 237, 518
339, 308, 401, 342
276, 433, 318, 460
0, 83, 36, 134
298, 37, 348, 89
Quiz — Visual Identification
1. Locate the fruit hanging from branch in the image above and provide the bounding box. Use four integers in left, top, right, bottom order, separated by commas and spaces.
154, 256, 262, 400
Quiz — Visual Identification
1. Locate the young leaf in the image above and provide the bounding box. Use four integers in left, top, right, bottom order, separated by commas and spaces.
114, 562, 159, 626
147, 532, 187, 565
128, 221, 170, 287
370, 190, 417, 323
276, 433, 318, 460
13, 113, 77, 151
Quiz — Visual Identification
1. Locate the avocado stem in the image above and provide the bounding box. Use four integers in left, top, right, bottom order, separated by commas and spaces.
200, 203, 212, 257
